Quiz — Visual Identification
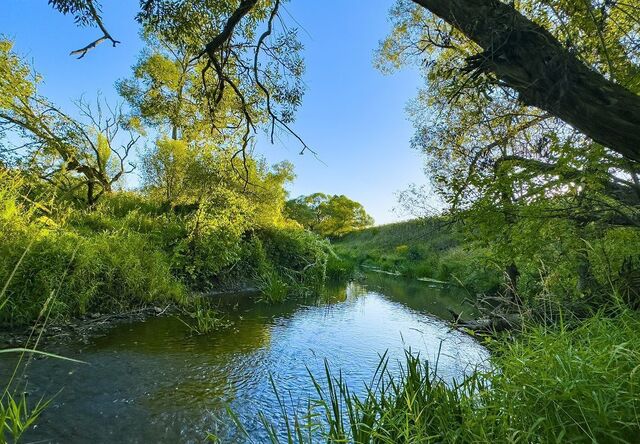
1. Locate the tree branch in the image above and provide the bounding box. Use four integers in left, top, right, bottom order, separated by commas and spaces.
69, 0, 119, 59
411, 0, 640, 162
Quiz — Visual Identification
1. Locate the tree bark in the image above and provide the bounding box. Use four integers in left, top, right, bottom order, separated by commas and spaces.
87, 181, 95, 207
411, 0, 640, 163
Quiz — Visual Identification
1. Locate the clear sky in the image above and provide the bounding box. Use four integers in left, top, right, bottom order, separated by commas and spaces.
0, 0, 429, 225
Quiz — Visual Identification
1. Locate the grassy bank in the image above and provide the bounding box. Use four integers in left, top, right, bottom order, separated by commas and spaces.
238, 309, 640, 443
0, 172, 329, 328
332, 219, 500, 293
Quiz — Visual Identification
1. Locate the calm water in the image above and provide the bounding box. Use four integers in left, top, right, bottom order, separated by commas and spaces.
1, 273, 488, 443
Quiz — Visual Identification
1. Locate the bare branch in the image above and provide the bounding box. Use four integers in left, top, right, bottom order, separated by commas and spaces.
69, 0, 120, 59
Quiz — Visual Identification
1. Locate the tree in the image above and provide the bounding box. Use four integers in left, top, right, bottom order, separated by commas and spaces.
407, 0, 640, 162
51, 0, 310, 171
0, 40, 139, 205
116, 30, 243, 142
381, 0, 640, 300
286, 193, 374, 237
141, 138, 195, 203
47, 0, 640, 164
142, 135, 295, 225
46, 0, 329, 187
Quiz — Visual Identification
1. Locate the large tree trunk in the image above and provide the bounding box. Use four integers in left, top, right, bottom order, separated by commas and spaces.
412, 0, 640, 163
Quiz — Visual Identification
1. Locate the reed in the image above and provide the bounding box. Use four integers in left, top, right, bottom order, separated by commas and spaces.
227, 310, 640, 443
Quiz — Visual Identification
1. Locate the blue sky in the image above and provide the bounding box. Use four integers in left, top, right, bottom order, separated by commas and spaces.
0, 0, 429, 225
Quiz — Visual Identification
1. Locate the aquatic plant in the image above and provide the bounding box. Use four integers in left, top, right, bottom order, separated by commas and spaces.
258, 270, 289, 304
178, 298, 232, 335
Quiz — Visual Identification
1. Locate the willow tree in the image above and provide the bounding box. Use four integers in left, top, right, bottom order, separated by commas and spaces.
380, 0, 640, 300
0, 41, 139, 205
49, 0, 310, 180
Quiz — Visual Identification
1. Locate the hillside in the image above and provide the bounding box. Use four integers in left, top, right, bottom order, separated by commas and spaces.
333, 218, 500, 293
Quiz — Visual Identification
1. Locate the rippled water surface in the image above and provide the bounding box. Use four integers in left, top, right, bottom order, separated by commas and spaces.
1, 273, 489, 443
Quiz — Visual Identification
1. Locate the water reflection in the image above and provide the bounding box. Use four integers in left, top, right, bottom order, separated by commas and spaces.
0, 272, 488, 443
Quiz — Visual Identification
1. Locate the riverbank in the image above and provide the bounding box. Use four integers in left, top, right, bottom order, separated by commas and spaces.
332, 219, 501, 294
0, 178, 329, 329
0, 305, 176, 348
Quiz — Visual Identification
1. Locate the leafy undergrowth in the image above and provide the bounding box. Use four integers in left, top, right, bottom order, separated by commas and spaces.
0, 174, 329, 328
230, 310, 640, 443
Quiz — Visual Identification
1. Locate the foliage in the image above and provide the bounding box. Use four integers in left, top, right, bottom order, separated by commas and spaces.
0, 40, 140, 206
334, 218, 500, 293
0, 164, 328, 326
324, 250, 357, 281
286, 193, 374, 237
378, 0, 640, 302
178, 296, 232, 335
0, 205, 186, 326
258, 226, 329, 294
141, 138, 194, 203
116, 35, 213, 141
112, 0, 308, 162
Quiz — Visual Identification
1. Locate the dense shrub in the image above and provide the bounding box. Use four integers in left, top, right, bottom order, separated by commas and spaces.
0, 226, 185, 327
0, 172, 331, 326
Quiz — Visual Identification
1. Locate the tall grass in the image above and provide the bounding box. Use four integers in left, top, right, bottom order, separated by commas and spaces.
0, 227, 85, 442
228, 310, 640, 443
258, 270, 289, 304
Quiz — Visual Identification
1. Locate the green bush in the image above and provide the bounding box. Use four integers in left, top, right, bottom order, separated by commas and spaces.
0, 168, 335, 326
0, 227, 185, 327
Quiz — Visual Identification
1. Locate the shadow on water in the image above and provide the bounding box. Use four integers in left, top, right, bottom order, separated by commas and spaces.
0, 272, 488, 443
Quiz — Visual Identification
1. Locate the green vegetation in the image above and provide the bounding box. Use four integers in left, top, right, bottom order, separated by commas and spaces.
0, 392, 50, 443
0, 37, 329, 328
3, 0, 640, 441
0, 164, 330, 327
333, 218, 501, 293
286, 193, 374, 238
258, 270, 289, 304
178, 297, 232, 335
244, 310, 640, 443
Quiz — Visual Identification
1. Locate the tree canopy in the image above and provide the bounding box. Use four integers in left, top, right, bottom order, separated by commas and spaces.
285, 193, 374, 237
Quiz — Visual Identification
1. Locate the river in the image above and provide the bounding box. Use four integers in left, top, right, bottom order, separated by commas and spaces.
1, 272, 489, 443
